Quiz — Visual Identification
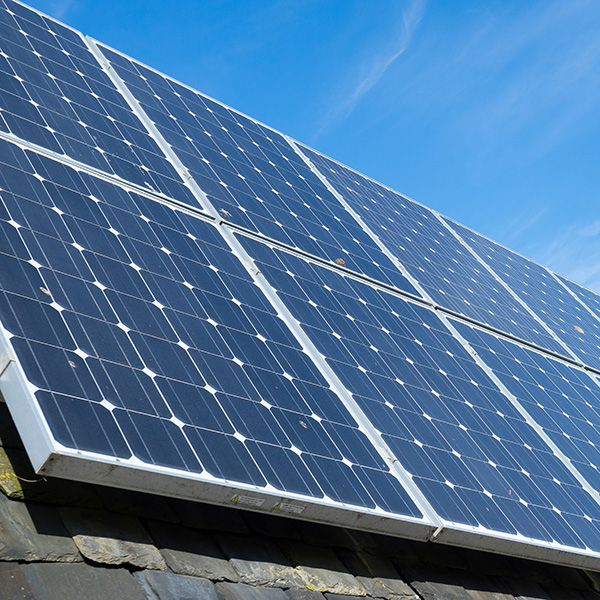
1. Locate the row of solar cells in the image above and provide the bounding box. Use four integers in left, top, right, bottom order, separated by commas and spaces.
1, 0, 600, 377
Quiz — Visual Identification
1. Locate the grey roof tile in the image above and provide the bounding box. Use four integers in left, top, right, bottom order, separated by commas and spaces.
0, 492, 81, 562
457, 573, 516, 600
396, 563, 476, 600
279, 541, 366, 596
135, 570, 222, 600
58, 506, 166, 570
216, 534, 305, 588
147, 519, 239, 581
18, 562, 147, 600
217, 582, 289, 600
0, 561, 37, 600
502, 579, 551, 600
286, 588, 327, 600
336, 549, 417, 600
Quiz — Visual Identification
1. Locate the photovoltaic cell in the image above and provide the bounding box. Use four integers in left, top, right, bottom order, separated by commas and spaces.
238, 233, 600, 554
448, 220, 600, 372
456, 320, 600, 508
93, 43, 420, 296
0, 0, 197, 203
298, 145, 565, 355
0, 135, 425, 520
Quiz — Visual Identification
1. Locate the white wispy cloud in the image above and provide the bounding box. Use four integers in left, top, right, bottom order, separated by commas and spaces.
444, 0, 600, 156
49, 0, 75, 20
527, 218, 600, 293
498, 207, 547, 245
315, 0, 425, 135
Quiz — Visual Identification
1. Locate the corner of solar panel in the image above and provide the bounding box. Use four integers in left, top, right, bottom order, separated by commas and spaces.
3, 0, 600, 571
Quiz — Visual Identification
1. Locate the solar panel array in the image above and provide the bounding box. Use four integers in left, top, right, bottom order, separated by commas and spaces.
3, 0, 600, 569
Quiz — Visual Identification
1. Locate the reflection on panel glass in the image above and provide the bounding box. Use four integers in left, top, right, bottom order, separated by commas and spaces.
449, 220, 600, 371
457, 320, 600, 504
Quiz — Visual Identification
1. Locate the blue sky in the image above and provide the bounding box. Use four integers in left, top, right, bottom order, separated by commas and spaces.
27, 0, 600, 291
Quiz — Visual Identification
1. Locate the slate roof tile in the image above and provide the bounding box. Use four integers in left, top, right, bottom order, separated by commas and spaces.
58, 506, 166, 570
146, 519, 239, 581
0, 492, 81, 562
17, 562, 147, 600
279, 541, 367, 596
217, 581, 290, 600
135, 570, 223, 600
216, 533, 305, 588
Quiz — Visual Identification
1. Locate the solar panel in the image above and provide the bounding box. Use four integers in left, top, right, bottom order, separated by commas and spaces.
90, 42, 420, 297
298, 144, 567, 356
447, 220, 600, 372
0, 0, 197, 203
3, 0, 600, 570
238, 234, 600, 561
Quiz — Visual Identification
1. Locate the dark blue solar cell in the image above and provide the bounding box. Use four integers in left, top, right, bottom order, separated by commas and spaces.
114, 409, 202, 472
217, 393, 291, 446
415, 477, 477, 526
0, 221, 32, 258
36, 391, 131, 458
88, 359, 169, 417
302, 453, 376, 507
244, 440, 323, 497
354, 466, 423, 516
184, 427, 266, 486
62, 311, 141, 365
0, 291, 74, 348
0, 253, 48, 300
270, 407, 342, 459
323, 421, 387, 470
155, 378, 233, 433
11, 336, 102, 400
